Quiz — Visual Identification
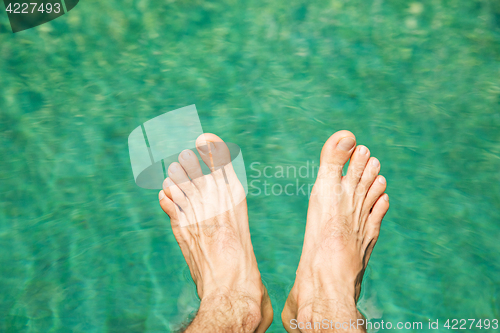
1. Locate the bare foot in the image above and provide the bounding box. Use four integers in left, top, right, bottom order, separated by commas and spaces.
159, 133, 273, 333
282, 130, 389, 332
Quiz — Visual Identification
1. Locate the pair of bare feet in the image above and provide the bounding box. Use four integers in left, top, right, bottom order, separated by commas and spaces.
158, 130, 389, 333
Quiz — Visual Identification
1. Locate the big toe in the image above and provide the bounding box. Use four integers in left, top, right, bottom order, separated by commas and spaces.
319, 130, 356, 181
195, 133, 232, 171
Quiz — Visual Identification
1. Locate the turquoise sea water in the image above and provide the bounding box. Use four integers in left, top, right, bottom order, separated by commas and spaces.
1, 0, 499, 332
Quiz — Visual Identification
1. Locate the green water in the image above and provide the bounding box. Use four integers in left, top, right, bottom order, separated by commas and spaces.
1, 0, 499, 332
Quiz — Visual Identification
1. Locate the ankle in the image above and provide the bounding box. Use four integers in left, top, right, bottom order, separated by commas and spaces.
294, 296, 364, 332
293, 277, 358, 306
199, 291, 263, 331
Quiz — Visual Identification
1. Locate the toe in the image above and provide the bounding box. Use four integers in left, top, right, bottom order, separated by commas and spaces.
360, 175, 387, 220
355, 157, 381, 198
159, 190, 178, 219
178, 149, 204, 180
168, 162, 191, 186
196, 133, 246, 207
363, 194, 389, 243
345, 145, 370, 191
168, 163, 199, 203
163, 177, 196, 226
163, 177, 187, 207
195, 133, 232, 171
319, 130, 356, 182
195, 133, 240, 188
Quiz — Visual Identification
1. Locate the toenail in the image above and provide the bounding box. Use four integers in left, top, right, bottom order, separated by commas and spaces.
163, 178, 174, 188
198, 143, 211, 154
338, 137, 356, 151
159, 190, 165, 201
384, 194, 389, 201
359, 146, 367, 155
371, 158, 380, 167
181, 150, 191, 159
378, 176, 386, 184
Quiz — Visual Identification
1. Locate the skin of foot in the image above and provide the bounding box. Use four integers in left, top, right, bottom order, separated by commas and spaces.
158, 133, 273, 333
282, 130, 390, 333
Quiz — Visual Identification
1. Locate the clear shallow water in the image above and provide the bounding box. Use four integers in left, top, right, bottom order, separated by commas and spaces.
0, 0, 499, 332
